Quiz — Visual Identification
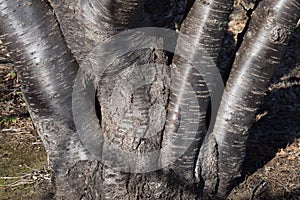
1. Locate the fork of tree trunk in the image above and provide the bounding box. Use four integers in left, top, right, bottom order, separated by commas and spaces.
0, 0, 299, 199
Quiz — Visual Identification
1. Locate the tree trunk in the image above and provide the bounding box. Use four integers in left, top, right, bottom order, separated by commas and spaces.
0, 0, 91, 198
161, 0, 234, 183
199, 0, 300, 197
1, 0, 299, 199
0, 0, 200, 199
48, 0, 150, 62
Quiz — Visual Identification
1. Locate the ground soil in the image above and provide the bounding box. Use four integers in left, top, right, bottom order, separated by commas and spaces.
0, 1, 299, 199
0, 50, 53, 199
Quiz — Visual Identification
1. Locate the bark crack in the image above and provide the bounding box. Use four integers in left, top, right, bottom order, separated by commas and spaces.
235, 0, 261, 57
45, 1, 78, 65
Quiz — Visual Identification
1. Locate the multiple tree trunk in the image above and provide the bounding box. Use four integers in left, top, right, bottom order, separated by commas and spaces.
0, 0, 299, 199
200, 0, 300, 197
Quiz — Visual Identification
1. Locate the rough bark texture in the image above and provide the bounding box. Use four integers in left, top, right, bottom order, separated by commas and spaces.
1, 0, 299, 199
200, 0, 300, 198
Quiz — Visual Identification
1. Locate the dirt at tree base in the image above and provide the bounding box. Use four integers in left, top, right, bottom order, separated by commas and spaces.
228, 139, 300, 200
0, 60, 53, 199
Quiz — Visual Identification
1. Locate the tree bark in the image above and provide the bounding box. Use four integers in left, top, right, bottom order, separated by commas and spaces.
1, 0, 199, 199
161, 0, 234, 184
0, 0, 93, 198
48, 0, 150, 62
200, 0, 300, 197
1, 0, 299, 199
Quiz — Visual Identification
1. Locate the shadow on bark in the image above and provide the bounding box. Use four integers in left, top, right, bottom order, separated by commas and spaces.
243, 26, 300, 178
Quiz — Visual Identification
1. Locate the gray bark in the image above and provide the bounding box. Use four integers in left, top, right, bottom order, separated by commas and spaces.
199, 0, 300, 197
161, 0, 234, 183
0, 0, 91, 198
1, 0, 299, 199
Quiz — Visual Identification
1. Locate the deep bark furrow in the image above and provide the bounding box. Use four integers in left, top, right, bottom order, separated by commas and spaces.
47, 1, 162, 198
2, 0, 299, 199
201, 0, 300, 197
93, 42, 169, 198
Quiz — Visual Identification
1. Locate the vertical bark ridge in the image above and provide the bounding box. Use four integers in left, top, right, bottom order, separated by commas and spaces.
202, 0, 300, 197
101, 167, 130, 199
0, 0, 92, 198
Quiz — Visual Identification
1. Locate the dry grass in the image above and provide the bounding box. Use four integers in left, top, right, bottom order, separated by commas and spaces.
0, 1, 299, 199
229, 139, 300, 200
0, 63, 52, 200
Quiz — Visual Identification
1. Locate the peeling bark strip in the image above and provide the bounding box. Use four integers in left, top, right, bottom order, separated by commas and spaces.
200, 0, 300, 197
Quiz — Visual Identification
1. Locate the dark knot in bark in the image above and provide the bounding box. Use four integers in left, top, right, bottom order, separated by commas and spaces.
270, 26, 287, 44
